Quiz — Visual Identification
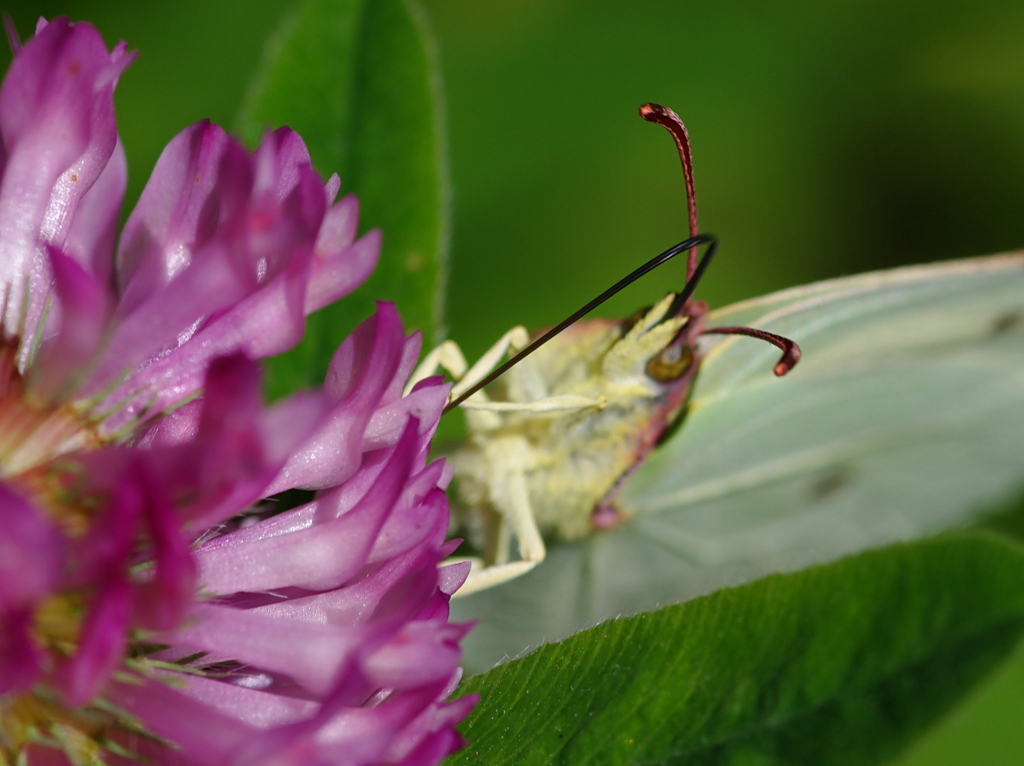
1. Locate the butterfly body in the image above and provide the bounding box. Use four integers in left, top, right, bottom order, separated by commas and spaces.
409, 288, 712, 594
450, 296, 704, 546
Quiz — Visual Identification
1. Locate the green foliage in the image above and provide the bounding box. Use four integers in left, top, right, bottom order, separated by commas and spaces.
239, 0, 448, 398
448, 535, 1024, 766
895, 635, 1024, 765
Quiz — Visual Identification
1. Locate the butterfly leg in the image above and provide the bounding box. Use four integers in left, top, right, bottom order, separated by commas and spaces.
453, 449, 546, 597
405, 328, 531, 401
404, 340, 469, 396
450, 326, 530, 401
461, 394, 607, 414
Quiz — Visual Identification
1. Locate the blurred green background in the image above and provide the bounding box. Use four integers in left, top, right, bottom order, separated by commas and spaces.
3, 2, 1024, 762
6, 1, 1024, 359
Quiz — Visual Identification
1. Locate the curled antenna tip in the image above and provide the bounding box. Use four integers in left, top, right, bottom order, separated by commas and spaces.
704, 325, 801, 377
639, 102, 680, 124
773, 343, 801, 376
638, 102, 699, 280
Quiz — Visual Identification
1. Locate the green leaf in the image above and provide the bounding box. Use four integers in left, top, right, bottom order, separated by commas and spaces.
238, 0, 448, 398
894, 635, 1024, 765
447, 535, 1024, 766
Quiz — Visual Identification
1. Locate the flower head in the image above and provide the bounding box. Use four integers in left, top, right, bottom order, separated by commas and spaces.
0, 17, 472, 765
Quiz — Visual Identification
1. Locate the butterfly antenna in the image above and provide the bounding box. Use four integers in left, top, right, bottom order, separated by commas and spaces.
443, 234, 717, 414
640, 104, 802, 376
703, 326, 801, 376
640, 103, 699, 282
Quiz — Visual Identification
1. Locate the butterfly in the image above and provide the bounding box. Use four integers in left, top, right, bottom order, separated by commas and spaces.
449, 243, 1024, 673
410, 104, 799, 596
407, 107, 1024, 673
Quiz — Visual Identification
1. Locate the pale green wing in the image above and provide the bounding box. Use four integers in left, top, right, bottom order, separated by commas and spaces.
452, 252, 1024, 674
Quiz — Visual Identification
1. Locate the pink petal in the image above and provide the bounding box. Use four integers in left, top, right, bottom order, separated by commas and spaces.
305, 192, 381, 314
265, 304, 409, 493
248, 546, 443, 628
30, 245, 113, 401
198, 420, 419, 594
0, 608, 42, 693
87, 235, 257, 407
0, 18, 130, 352
116, 121, 243, 309
363, 376, 447, 452
250, 126, 313, 202
140, 356, 323, 530
58, 575, 131, 705
0, 482, 60, 608
89, 131, 331, 422
166, 603, 368, 698
64, 135, 125, 282
109, 678, 260, 766
365, 622, 462, 688
134, 471, 198, 631
66, 466, 142, 586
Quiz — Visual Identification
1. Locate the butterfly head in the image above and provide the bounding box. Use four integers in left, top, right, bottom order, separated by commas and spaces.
607, 293, 706, 386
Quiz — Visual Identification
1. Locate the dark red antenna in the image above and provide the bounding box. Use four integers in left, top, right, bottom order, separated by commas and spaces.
704, 326, 801, 376
438, 103, 801, 415
639, 103, 699, 281
641, 103, 801, 377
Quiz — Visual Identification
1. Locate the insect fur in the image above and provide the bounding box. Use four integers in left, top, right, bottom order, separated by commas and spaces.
407, 103, 801, 596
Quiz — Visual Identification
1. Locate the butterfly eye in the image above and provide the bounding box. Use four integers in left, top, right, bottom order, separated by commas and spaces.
646, 343, 694, 382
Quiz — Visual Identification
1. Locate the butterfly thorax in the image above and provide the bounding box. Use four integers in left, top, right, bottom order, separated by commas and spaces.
450, 294, 704, 547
